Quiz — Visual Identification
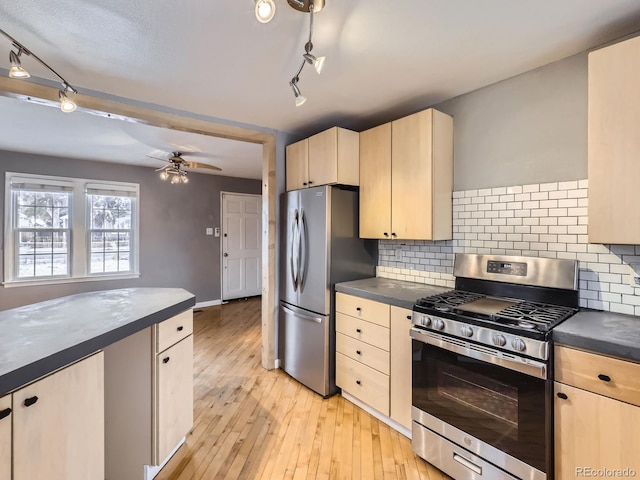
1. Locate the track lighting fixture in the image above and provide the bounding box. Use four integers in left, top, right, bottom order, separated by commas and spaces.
1, 27, 79, 112
255, 0, 276, 23
287, 0, 326, 106
9, 49, 30, 78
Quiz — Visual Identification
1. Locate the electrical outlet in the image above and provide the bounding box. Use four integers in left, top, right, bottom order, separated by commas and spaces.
395, 248, 403, 261
205, 227, 213, 236
634, 276, 640, 286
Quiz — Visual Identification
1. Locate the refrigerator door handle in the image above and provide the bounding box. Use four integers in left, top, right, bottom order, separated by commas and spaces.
299, 208, 308, 293
290, 209, 300, 291
281, 305, 323, 323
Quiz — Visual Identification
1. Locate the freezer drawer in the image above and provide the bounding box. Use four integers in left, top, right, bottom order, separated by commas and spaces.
279, 302, 331, 396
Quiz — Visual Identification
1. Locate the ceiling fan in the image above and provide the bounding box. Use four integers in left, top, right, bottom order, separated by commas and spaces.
146, 151, 221, 184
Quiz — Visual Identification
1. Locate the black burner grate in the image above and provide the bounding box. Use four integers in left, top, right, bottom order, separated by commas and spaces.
415, 290, 486, 312
494, 301, 577, 331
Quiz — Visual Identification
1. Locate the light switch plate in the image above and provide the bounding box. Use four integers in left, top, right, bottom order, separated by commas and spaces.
214, 227, 221, 237
206, 227, 213, 236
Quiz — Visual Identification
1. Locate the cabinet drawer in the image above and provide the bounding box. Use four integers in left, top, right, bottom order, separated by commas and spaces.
336, 353, 389, 415
336, 313, 390, 351
335, 292, 390, 327
336, 333, 389, 375
555, 345, 640, 407
156, 310, 193, 353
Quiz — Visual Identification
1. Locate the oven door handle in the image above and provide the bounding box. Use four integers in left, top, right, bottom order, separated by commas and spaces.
410, 327, 547, 380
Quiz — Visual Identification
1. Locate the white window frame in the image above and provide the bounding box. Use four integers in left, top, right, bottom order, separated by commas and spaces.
4, 172, 140, 287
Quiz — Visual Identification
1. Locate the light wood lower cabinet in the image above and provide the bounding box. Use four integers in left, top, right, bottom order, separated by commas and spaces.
554, 382, 640, 479
390, 306, 413, 430
105, 310, 193, 479
0, 395, 12, 480
13, 352, 104, 480
554, 345, 640, 479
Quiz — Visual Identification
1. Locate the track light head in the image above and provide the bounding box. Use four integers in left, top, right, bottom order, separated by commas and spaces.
9, 50, 30, 79
58, 89, 77, 113
289, 78, 307, 107
303, 53, 325, 74
255, 0, 276, 23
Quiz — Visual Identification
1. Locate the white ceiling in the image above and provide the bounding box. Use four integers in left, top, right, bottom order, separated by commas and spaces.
1, 0, 640, 175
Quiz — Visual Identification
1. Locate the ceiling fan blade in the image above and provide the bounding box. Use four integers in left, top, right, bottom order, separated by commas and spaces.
186, 161, 222, 171
154, 165, 170, 172
146, 154, 170, 163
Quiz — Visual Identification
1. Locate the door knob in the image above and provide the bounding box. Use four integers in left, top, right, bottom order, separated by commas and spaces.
224, 253, 228, 257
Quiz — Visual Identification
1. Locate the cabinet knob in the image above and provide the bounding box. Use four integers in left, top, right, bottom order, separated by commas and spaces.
0, 408, 11, 420
356, 350, 362, 355
224, 253, 229, 257
356, 307, 361, 312
163, 357, 171, 364
303, 182, 307, 186
356, 380, 361, 385
308, 181, 313, 185
598, 374, 611, 382
356, 328, 362, 333
177, 326, 184, 332
556, 392, 568, 400
391, 233, 397, 237
406, 315, 412, 320
383, 232, 389, 237
24, 396, 38, 407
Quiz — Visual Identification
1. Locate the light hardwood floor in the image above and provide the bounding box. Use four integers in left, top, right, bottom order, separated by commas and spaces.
155, 297, 450, 480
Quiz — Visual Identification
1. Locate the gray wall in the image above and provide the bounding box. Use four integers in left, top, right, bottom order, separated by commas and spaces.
0, 150, 260, 310
436, 53, 588, 190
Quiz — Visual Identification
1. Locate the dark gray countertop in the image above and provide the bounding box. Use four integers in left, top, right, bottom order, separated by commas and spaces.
554, 309, 640, 362
335, 277, 449, 310
0, 288, 195, 397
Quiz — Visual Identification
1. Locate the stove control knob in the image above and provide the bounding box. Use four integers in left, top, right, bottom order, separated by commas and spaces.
460, 325, 473, 338
420, 315, 432, 328
511, 338, 527, 352
492, 334, 507, 347
432, 319, 445, 331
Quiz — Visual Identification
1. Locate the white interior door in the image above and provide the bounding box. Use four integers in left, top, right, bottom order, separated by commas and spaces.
222, 193, 262, 300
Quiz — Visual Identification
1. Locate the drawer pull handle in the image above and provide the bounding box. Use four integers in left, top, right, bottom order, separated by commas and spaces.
557, 392, 568, 400
356, 350, 361, 355
163, 357, 171, 364
177, 326, 184, 331
383, 232, 389, 237
406, 315, 412, 320
356, 380, 361, 385
598, 374, 611, 382
356, 307, 362, 312
24, 396, 38, 407
0, 408, 11, 420
356, 328, 362, 333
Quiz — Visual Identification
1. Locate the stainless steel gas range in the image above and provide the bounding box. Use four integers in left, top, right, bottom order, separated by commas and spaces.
410, 253, 579, 480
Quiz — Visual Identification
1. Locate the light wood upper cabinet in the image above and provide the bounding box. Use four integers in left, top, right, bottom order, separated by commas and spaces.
285, 138, 309, 191
390, 306, 413, 430
285, 127, 359, 191
0, 395, 11, 480
359, 123, 392, 238
359, 108, 453, 240
13, 352, 104, 480
588, 35, 640, 244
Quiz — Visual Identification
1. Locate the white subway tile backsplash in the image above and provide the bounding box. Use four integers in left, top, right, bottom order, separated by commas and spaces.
376, 179, 639, 316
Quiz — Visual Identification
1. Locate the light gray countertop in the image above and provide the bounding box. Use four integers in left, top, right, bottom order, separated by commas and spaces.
0, 288, 195, 397
335, 277, 449, 310
554, 309, 640, 362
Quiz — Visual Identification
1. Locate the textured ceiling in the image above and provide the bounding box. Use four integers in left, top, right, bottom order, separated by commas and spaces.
1, 0, 640, 173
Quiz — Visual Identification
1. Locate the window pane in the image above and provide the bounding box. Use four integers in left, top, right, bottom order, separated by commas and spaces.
104, 253, 119, 273
36, 192, 53, 207
52, 207, 69, 228
91, 232, 105, 253
17, 206, 36, 228
19, 232, 35, 254
35, 232, 53, 253
53, 232, 68, 254
17, 191, 35, 206
91, 253, 105, 273
104, 232, 119, 252
118, 232, 130, 251
118, 252, 131, 271
90, 195, 132, 230
18, 255, 35, 278
35, 254, 53, 277
52, 254, 69, 276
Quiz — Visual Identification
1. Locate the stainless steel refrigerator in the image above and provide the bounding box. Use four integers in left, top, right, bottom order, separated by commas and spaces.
279, 185, 376, 397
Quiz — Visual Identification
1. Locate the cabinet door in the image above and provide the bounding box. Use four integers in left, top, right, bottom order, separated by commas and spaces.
308, 127, 339, 187
13, 352, 105, 480
359, 123, 392, 238
155, 334, 194, 464
390, 306, 412, 431
286, 138, 309, 191
555, 382, 640, 479
0, 395, 11, 480
588, 36, 640, 244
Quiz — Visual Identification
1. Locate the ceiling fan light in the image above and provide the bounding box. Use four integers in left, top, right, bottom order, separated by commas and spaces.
59, 90, 77, 113
159, 171, 169, 180
255, 0, 276, 23
170, 175, 180, 184
181, 175, 189, 184
8, 50, 30, 79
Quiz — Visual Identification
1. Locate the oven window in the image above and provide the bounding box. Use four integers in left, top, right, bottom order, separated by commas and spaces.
412, 339, 546, 472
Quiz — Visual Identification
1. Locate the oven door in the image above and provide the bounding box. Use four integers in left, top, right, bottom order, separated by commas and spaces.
410, 327, 548, 478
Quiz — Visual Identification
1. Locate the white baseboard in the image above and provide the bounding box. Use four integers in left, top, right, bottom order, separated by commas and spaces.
341, 391, 412, 440
144, 437, 185, 480
194, 299, 222, 309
